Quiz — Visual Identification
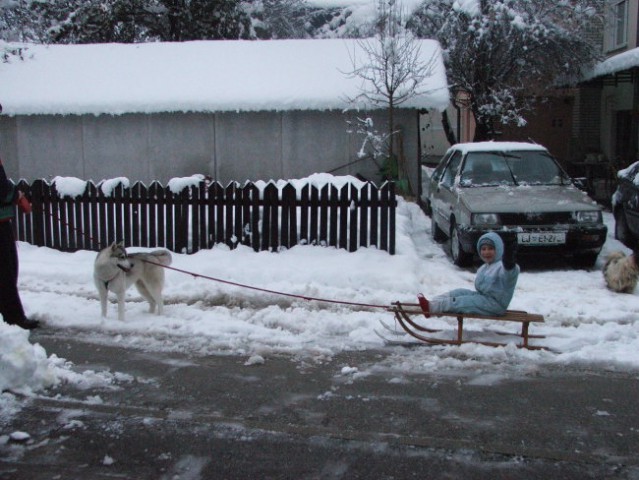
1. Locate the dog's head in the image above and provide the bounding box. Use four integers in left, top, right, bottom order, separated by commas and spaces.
110, 242, 132, 272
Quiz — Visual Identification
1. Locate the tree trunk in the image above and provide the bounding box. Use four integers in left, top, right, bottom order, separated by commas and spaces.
388, 101, 394, 166
471, 102, 493, 142
441, 110, 457, 145
473, 121, 493, 142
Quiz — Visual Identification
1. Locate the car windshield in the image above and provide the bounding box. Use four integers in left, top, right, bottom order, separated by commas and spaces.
459, 150, 568, 187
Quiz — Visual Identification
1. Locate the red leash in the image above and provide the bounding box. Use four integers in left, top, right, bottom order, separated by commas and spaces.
149, 261, 391, 310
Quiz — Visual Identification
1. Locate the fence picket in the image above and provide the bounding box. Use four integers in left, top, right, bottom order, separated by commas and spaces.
50, 183, 61, 250
212, 182, 224, 246
197, 182, 207, 252
233, 183, 243, 249
225, 183, 235, 249
380, 183, 390, 252
320, 184, 329, 246
359, 185, 369, 248
165, 185, 175, 252
310, 185, 319, 245
338, 184, 349, 250
388, 182, 396, 255
264, 183, 279, 251
329, 185, 338, 248
349, 184, 358, 253
300, 185, 309, 245
282, 183, 297, 249
249, 183, 260, 250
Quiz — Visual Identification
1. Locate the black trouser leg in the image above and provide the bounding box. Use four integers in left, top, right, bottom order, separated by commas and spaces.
0, 221, 26, 324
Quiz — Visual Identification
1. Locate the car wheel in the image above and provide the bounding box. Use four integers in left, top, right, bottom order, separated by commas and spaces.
615, 209, 637, 248
450, 222, 472, 267
431, 216, 446, 242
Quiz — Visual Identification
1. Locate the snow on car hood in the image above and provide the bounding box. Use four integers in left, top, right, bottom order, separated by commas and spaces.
457, 184, 601, 213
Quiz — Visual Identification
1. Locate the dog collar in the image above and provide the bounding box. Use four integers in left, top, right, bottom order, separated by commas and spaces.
117, 264, 131, 273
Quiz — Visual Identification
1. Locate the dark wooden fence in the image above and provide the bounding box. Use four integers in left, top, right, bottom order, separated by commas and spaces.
11, 179, 396, 254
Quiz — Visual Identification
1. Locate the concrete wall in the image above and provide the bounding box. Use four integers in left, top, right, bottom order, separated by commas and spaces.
0, 109, 421, 191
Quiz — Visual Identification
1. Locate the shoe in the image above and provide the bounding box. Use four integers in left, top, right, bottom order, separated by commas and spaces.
7, 317, 40, 330
417, 293, 430, 318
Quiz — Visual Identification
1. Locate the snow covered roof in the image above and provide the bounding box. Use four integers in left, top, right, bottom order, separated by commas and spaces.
0, 38, 449, 116
584, 47, 639, 81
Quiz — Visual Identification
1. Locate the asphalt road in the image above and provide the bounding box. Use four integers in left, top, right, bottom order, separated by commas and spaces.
1, 330, 638, 480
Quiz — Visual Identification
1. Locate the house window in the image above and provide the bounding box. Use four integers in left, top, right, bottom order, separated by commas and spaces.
607, 0, 628, 51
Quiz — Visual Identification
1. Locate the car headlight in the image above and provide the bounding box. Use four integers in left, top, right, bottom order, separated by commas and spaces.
472, 213, 501, 225
573, 211, 602, 223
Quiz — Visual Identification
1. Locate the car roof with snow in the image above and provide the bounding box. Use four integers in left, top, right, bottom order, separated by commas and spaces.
447, 141, 549, 155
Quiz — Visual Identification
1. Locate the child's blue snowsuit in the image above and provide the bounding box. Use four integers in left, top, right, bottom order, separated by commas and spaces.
430, 232, 519, 316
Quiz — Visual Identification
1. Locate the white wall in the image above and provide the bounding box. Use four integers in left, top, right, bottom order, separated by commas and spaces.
0, 109, 422, 191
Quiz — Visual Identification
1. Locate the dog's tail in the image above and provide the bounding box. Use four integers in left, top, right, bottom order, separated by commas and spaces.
149, 249, 173, 266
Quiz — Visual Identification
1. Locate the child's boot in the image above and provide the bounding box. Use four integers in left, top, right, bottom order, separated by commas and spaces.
417, 293, 430, 318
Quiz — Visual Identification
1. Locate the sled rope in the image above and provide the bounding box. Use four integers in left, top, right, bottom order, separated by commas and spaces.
144, 260, 391, 310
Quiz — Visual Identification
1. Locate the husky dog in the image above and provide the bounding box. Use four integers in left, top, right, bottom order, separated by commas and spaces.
603, 250, 639, 294
94, 242, 172, 320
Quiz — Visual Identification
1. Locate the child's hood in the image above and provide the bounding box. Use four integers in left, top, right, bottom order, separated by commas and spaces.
476, 232, 504, 262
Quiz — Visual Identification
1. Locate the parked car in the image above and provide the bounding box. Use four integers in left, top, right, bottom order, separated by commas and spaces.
425, 142, 607, 267
612, 161, 639, 249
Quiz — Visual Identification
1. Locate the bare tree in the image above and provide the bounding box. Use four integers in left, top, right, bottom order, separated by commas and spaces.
345, 0, 440, 193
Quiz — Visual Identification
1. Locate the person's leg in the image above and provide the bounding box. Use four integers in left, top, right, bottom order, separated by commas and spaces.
0, 222, 37, 329
419, 288, 475, 316
0, 222, 25, 322
430, 289, 505, 316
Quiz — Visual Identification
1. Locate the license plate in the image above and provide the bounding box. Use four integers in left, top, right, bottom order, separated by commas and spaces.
517, 232, 566, 245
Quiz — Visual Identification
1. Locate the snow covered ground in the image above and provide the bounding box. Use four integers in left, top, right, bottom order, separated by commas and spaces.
2, 185, 638, 422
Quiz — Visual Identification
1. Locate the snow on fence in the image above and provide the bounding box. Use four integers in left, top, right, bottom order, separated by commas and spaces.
11, 178, 397, 254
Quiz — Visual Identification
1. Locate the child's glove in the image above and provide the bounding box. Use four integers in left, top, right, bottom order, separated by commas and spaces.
501, 232, 518, 270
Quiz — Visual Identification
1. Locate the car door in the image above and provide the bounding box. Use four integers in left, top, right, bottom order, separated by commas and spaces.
624, 180, 639, 237
431, 151, 463, 236
423, 151, 450, 209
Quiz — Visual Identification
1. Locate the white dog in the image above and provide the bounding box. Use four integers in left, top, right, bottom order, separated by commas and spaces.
94, 242, 172, 320
603, 251, 638, 294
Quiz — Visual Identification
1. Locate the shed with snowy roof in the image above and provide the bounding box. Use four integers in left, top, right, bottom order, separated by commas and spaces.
0, 39, 448, 190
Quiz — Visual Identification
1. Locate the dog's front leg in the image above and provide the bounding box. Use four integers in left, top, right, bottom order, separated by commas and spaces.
117, 291, 126, 321
95, 282, 109, 318
101, 296, 108, 318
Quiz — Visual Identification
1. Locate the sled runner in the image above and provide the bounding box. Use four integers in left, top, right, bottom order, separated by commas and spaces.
385, 301, 546, 350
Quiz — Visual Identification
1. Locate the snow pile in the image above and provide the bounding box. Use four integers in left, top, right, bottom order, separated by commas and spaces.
0, 323, 57, 395
0, 322, 133, 423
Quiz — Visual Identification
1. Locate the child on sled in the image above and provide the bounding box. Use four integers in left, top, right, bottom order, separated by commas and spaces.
419, 231, 519, 316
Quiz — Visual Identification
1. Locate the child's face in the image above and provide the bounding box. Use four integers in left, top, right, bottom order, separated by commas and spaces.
480, 244, 496, 264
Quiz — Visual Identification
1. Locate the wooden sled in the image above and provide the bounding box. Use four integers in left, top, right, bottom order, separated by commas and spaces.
387, 301, 546, 350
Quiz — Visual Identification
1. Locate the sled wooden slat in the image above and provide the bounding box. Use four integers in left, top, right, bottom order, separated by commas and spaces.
389, 302, 546, 350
